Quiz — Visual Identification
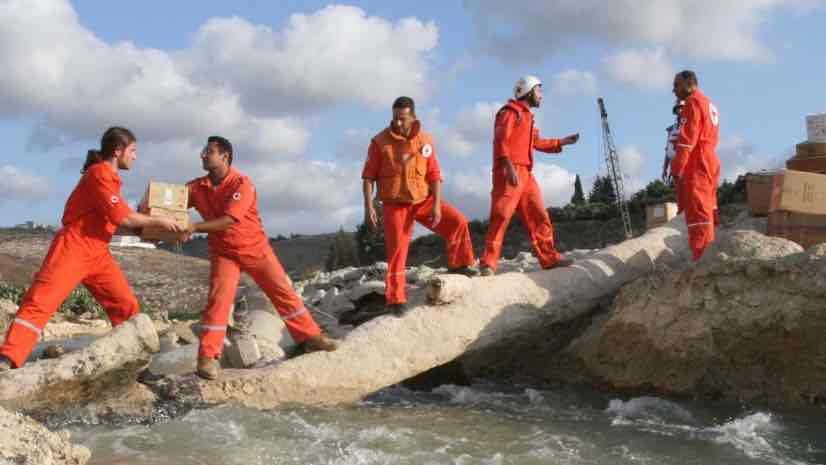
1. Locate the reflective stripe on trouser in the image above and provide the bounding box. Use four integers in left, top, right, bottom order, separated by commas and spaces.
383, 195, 475, 304
0, 232, 139, 368
684, 177, 718, 262
199, 247, 321, 359
481, 164, 562, 271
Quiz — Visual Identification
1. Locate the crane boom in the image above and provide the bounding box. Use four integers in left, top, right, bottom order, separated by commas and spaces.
597, 97, 633, 239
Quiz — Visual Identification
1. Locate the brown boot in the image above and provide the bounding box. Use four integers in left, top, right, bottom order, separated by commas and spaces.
303, 334, 338, 353
197, 356, 220, 380
479, 266, 495, 277
0, 356, 11, 372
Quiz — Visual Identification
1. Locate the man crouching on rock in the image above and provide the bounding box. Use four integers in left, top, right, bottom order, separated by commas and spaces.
362, 97, 478, 317
178, 136, 337, 380
0, 127, 183, 372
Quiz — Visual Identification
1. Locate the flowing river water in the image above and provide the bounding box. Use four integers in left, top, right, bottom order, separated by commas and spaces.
70, 382, 825, 465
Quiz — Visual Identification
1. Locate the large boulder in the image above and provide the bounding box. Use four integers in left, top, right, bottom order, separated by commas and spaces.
0, 314, 160, 412
0, 405, 90, 465
157, 216, 691, 409
551, 230, 826, 405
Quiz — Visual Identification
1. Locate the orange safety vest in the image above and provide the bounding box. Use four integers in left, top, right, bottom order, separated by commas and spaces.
371, 122, 435, 204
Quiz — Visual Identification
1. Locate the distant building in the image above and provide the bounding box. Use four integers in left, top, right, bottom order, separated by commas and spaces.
110, 235, 156, 249
12, 220, 53, 231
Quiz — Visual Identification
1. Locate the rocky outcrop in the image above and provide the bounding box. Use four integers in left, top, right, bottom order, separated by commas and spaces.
0, 405, 90, 465
0, 314, 160, 413
156, 217, 689, 409
541, 230, 826, 405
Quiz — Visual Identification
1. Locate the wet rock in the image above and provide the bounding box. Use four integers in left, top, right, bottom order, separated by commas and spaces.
0, 314, 160, 412
42, 345, 65, 359
0, 405, 90, 465
349, 281, 385, 302
547, 228, 826, 405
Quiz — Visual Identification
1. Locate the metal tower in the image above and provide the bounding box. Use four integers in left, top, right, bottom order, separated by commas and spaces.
597, 97, 633, 239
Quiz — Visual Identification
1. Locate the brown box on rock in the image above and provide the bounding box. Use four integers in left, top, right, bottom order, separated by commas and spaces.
645, 202, 678, 230
746, 172, 775, 217
767, 210, 826, 249
140, 208, 189, 242
769, 169, 826, 215
795, 142, 826, 159
786, 156, 826, 174
141, 181, 188, 211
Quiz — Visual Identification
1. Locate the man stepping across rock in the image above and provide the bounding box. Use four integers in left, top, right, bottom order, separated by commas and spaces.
0, 127, 183, 371
362, 97, 478, 317
179, 136, 337, 381
480, 75, 580, 276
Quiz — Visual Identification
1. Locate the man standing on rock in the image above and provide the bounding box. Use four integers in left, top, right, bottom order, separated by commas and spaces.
0, 127, 183, 372
362, 96, 477, 316
480, 76, 580, 276
180, 136, 337, 380
671, 70, 720, 261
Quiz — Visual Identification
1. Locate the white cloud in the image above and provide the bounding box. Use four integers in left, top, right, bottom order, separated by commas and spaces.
0, 165, 52, 203
0, 0, 442, 235
444, 162, 576, 220
430, 102, 501, 158
550, 70, 598, 96
717, 135, 787, 181
181, 7, 438, 113
465, 0, 818, 64
602, 48, 675, 90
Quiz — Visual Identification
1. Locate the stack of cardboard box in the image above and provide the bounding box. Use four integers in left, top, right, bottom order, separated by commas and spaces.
766, 114, 826, 248
745, 172, 776, 217
139, 181, 189, 242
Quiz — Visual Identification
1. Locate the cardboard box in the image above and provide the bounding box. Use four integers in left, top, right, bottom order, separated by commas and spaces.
645, 202, 678, 230
807, 113, 826, 143
769, 169, 826, 215
767, 210, 826, 249
141, 181, 188, 211
140, 207, 189, 242
746, 172, 776, 217
795, 142, 826, 158
786, 156, 826, 174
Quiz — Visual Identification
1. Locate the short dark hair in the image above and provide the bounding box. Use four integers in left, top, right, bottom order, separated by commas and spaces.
676, 70, 698, 85
208, 135, 233, 165
392, 96, 415, 114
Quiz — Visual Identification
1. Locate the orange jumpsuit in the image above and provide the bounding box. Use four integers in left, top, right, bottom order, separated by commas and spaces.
362, 121, 475, 304
481, 99, 565, 271
671, 89, 720, 261
0, 162, 139, 368
187, 168, 321, 360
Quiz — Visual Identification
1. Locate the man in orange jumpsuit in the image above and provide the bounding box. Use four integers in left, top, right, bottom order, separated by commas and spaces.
180, 136, 337, 380
0, 127, 183, 371
480, 75, 580, 276
671, 70, 720, 261
362, 96, 477, 315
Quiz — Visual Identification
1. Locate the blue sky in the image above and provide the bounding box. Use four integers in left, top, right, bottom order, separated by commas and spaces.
1, 0, 825, 235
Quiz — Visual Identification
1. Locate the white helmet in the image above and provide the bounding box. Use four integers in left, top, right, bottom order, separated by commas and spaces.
514, 75, 541, 99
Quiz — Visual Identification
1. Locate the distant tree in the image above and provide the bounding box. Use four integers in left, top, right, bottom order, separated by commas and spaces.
571, 174, 586, 206
326, 227, 359, 271
355, 197, 386, 265
588, 175, 616, 206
